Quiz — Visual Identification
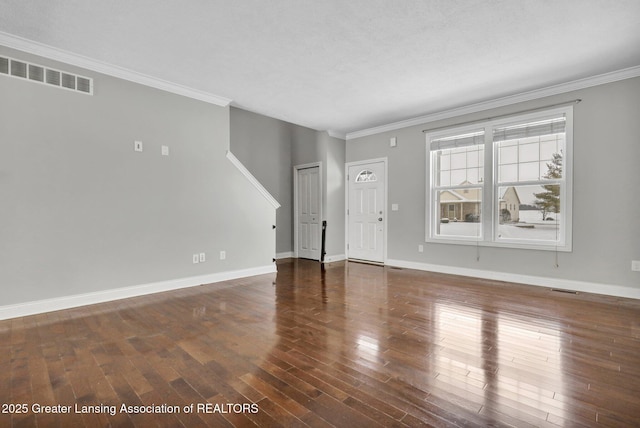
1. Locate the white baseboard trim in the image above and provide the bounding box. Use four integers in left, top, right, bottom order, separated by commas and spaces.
276, 251, 294, 259
324, 254, 346, 263
385, 259, 640, 300
0, 265, 277, 321
276, 253, 345, 262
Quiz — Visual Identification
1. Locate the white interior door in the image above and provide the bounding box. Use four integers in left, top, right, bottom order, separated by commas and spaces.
297, 166, 321, 260
348, 161, 385, 263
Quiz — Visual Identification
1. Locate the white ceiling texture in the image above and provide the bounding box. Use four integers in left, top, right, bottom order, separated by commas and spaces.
1, 0, 640, 138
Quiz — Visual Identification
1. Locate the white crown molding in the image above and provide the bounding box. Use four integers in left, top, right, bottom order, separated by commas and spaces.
0, 31, 232, 107
385, 259, 640, 300
327, 130, 346, 140
226, 151, 281, 209
0, 264, 276, 321
346, 66, 640, 140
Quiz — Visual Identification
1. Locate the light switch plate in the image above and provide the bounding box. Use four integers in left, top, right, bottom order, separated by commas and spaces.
134, 140, 143, 152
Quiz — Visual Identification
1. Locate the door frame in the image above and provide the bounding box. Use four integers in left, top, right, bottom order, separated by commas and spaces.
293, 162, 323, 260
345, 157, 388, 264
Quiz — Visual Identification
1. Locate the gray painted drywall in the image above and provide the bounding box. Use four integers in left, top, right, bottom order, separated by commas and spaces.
230, 107, 317, 254
231, 108, 346, 258
316, 131, 346, 258
0, 46, 276, 306
347, 77, 640, 292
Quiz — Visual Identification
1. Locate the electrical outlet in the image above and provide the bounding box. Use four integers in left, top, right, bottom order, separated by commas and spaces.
192, 254, 199, 264
418, 244, 424, 253
161, 145, 169, 156
219, 250, 226, 260
632, 260, 640, 272
199, 252, 206, 263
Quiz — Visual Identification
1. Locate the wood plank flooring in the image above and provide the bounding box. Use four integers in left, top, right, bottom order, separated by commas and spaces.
1, 258, 639, 427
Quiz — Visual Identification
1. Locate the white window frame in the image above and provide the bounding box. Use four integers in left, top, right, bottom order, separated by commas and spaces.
426, 106, 573, 252
427, 123, 486, 244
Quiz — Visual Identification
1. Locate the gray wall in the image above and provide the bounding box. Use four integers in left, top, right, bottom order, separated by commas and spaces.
347, 77, 640, 292
316, 131, 346, 259
231, 108, 346, 258
0, 46, 276, 306
230, 107, 317, 254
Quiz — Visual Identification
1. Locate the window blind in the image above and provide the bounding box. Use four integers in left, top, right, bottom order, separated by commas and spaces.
493, 116, 565, 142
430, 131, 484, 151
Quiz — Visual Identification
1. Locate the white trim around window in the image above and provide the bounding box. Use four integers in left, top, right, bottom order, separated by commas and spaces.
426, 106, 573, 252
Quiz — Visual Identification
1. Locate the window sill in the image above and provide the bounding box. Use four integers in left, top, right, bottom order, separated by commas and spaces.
425, 236, 572, 252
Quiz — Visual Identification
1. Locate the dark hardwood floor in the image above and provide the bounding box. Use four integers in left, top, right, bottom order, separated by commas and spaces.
1, 259, 639, 427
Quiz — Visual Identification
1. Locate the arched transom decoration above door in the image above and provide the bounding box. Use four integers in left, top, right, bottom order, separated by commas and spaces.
355, 169, 377, 183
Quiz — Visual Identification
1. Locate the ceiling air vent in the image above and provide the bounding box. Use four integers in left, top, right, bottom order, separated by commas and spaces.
77, 76, 91, 93
0, 57, 8, 74
61, 72, 76, 90
28, 64, 44, 82
0, 55, 93, 95
46, 69, 60, 86
10, 59, 27, 78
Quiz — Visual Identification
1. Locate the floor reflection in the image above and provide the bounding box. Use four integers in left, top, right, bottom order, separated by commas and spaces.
4, 258, 638, 427
266, 259, 639, 426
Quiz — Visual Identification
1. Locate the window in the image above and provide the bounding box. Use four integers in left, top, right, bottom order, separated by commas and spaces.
426, 106, 573, 251
429, 128, 484, 239
355, 169, 377, 182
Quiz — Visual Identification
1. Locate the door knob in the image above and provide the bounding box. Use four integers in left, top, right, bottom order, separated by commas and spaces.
378, 217, 383, 221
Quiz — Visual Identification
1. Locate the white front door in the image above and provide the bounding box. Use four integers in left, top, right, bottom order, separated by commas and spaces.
297, 166, 321, 260
348, 161, 385, 263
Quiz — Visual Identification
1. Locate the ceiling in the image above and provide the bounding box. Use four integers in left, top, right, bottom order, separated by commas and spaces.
1, 1, 640, 137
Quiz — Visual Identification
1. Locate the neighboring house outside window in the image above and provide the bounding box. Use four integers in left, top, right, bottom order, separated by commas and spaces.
499, 187, 521, 223
426, 106, 573, 251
